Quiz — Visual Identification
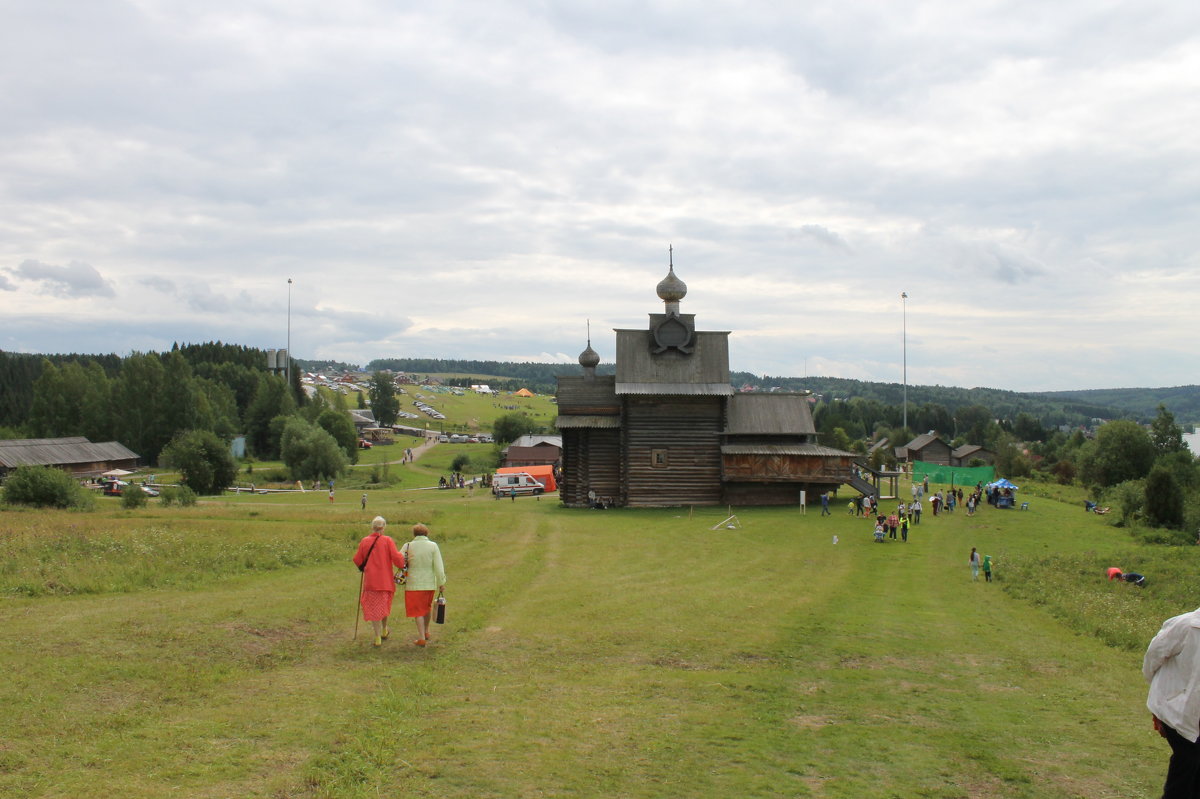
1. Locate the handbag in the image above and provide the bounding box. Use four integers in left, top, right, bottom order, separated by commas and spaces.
394, 543, 410, 585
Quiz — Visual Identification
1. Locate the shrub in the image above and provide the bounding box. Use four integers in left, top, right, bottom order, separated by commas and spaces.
160, 485, 198, 507
2, 465, 94, 509
1144, 466, 1185, 530
256, 468, 291, 483
1104, 480, 1145, 525
120, 485, 149, 509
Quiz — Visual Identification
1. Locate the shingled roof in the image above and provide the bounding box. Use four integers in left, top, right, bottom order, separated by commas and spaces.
724, 394, 817, 435
0, 437, 140, 469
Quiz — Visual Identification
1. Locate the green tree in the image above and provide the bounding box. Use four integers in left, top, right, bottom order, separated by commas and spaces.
194, 377, 241, 440
244, 374, 297, 458
160, 430, 238, 495
1154, 449, 1200, 491
1078, 420, 1157, 488
492, 412, 539, 445
954, 404, 994, 446
1012, 412, 1045, 443
1150, 404, 1186, 455
316, 409, 359, 464
159, 351, 201, 436
368, 373, 400, 426
78, 360, 113, 442
26, 360, 71, 437
1144, 466, 1185, 530
827, 427, 852, 452
280, 417, 348, 481
110, 353, 169, 463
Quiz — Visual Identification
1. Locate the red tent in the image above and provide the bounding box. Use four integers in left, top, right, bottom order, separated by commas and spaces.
496, 464, 557, 492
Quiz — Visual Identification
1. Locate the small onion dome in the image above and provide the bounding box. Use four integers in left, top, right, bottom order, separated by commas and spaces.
656, 266, 687, 303
578, 343, 600, 368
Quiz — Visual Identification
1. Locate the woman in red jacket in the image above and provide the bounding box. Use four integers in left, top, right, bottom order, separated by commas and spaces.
352, 516, 407, 647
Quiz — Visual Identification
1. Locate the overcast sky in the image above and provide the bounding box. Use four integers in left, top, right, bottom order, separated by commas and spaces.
2, 1, 1197, 392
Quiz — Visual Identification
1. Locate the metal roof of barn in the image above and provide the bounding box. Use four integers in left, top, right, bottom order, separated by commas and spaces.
0, 437, 140, 469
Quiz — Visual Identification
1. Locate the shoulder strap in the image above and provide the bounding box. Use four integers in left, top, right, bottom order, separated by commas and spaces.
362, 534, 382, 567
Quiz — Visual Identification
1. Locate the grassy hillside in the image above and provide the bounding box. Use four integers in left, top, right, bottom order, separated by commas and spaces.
0, 472, 1188, 797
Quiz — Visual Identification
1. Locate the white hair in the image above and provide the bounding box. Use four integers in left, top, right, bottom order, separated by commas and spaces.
371, 516, 386, 531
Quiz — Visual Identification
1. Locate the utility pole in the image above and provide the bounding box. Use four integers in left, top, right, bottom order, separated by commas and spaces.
287, 278, 293, 391
901, 291, 908, 432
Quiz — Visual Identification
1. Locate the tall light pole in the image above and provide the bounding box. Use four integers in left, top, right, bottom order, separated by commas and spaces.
901, 291, 908, 433
286, 278, 293, 390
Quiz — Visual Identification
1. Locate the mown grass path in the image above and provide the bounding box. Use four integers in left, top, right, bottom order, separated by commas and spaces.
0, 493, 1166, 797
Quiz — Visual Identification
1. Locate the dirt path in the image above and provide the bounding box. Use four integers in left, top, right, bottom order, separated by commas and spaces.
380, 435, 440, 465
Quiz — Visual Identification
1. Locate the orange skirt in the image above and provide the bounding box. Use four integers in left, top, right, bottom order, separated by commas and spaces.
405, 589, 436, 618
361, 589, 394, 621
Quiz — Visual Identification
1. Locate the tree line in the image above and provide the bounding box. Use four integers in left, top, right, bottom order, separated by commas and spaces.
1, 343, 369, 496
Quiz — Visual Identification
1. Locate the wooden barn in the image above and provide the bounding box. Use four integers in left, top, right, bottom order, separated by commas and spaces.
556, 260, 855, 507
0, 437, 140, 480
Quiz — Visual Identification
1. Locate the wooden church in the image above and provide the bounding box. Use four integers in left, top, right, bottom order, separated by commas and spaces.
555, 258, 857, 507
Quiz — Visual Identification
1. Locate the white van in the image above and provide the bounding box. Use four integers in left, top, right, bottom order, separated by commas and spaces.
492, 472, 546, 497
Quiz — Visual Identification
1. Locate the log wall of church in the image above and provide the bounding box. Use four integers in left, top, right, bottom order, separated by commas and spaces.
623, 396, 724, 506
561, 428, 621, 507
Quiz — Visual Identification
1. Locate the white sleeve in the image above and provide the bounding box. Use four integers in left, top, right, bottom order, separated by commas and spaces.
1144, 617, 1185, 682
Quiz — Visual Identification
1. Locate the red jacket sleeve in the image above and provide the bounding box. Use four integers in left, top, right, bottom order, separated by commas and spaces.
358, 534, 405, 592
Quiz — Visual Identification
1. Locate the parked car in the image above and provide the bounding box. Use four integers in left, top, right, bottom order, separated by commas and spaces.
358, 439, 373, 449
101, 479, 128, 496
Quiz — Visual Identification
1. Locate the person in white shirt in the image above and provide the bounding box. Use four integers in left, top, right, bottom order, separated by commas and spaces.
1144, 606, 1200, 797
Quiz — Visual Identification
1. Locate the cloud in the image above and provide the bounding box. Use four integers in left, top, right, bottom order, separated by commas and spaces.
141, 275, 176, 294
0, 2, 1198, 392
953, 241, 1050, 286
14, 260, 116, 298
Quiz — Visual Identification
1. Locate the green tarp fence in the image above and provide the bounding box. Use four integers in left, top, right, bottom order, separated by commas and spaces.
911, 461, 995, 487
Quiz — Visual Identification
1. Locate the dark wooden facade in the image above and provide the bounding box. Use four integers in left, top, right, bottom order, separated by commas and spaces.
555, 263, 856, 508
624, 396, 724, 507
896, 432, 953, 465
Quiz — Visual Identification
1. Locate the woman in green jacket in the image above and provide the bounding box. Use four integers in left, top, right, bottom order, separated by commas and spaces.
404, 523, 447, 647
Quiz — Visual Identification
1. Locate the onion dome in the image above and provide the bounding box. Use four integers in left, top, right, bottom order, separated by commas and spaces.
656, 265, 687, 303
578, 342, 600, 368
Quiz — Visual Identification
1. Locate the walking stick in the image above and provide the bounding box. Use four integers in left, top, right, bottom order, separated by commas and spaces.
353, 569, 364, 640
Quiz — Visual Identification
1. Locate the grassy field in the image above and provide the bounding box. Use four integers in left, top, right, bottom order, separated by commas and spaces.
1, 474, 1193, 798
